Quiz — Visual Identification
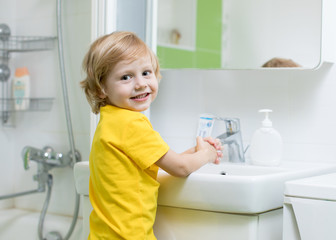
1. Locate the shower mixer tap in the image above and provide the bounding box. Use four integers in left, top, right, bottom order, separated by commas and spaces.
22, 146, 81, 193
0, 145, 78, 200
22, 146, 80, 170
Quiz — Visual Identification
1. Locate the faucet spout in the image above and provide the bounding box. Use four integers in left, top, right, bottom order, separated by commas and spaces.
216, 118, 245, 163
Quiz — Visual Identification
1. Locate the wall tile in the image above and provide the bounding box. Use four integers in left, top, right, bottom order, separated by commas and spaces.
151, 63, 336, 163
0, 0, 91, 216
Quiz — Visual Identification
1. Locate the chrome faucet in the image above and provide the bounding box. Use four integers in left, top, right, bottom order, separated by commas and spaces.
22, 146, 74, 170
0, 146, 81, 200
215, 118, 245, 163
22, 146, 81, 190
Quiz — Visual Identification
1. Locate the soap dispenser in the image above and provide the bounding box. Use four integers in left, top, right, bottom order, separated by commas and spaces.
250, 109, 283, 166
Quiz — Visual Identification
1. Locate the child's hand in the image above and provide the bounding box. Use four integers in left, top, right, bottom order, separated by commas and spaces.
203, 137, 223, 164
196, 136, 221, 164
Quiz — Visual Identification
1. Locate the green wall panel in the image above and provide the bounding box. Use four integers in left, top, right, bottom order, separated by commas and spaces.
158, 0, 222, 69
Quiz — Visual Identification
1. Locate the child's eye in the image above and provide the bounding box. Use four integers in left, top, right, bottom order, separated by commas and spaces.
121, 75, 131, 81
143, 71, 151, 76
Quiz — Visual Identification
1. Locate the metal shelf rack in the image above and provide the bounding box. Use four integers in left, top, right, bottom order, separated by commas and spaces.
0, 36, 56, 53
0, 24, 56, 124
0, 98, 54, 112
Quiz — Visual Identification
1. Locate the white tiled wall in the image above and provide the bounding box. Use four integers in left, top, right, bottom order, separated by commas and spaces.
0, 0, 91, 214
151, 62, 336, 164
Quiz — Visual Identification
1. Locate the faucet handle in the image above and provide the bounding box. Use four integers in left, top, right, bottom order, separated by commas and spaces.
22, 147, 30, 170
225, 118, 240, 134
216, 117, 240, 134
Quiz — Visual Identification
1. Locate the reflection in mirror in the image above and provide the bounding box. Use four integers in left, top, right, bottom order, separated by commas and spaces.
157, 0, 322, 69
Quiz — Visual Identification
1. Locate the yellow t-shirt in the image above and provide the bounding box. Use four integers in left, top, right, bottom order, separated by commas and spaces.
88, 105, 169, 240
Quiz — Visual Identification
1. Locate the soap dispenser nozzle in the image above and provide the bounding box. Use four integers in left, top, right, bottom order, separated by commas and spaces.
259, 109, 273, 127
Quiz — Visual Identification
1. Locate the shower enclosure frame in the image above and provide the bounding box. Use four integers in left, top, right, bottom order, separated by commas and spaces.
89, 0, 156, 141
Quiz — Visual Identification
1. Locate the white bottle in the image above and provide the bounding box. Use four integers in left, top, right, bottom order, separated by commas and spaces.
13, 67, 30, 110
250, 109, 282, 166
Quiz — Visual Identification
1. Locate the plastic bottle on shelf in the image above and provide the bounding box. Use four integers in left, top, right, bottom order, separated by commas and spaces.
250, 109, 283, 166
12, 67, 30, 110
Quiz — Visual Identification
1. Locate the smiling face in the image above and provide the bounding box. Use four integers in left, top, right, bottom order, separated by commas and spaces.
100, 54, 158, 112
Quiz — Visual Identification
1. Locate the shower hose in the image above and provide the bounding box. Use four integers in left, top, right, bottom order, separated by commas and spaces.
36, 0, 81, 239
0, 0, 81, 239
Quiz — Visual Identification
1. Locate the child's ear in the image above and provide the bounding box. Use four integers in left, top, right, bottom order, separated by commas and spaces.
99, 88, 107, 99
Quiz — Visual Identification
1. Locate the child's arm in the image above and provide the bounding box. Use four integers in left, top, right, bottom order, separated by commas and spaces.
156, 136, 220, 177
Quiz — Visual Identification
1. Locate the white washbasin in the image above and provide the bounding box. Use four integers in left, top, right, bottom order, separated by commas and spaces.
74, 161, 90, 196
195, 163, 288, 176
157, 161, 336, 214
74, 161, 336, 214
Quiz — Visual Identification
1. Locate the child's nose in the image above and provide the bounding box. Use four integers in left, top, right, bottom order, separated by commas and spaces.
134, 76, 147, 89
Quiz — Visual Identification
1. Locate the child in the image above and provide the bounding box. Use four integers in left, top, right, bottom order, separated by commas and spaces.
262, 57, 301, 67
80, 31, 222, 240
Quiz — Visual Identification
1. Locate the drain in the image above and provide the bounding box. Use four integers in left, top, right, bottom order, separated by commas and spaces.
46, 231, 62, 240
220, 171, 227, 175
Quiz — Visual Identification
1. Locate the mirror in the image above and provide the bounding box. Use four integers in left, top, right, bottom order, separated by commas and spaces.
157, 0, 322, 69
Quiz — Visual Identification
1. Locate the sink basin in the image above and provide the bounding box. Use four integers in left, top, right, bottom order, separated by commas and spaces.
74, 160, 336, 215
157, 161, 336, 214
195, 163, 288, 176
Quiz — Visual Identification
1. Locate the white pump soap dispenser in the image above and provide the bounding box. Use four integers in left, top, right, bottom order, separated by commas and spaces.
250, 109, 283, 166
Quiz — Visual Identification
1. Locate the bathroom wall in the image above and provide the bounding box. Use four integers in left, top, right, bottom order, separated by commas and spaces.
151, 0, 336, 165
151, 63, 336, 164
157, 0, 222, 68
0, 0, 91, 216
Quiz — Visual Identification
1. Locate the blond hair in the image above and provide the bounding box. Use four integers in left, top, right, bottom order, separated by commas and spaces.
80, 31, 161, 114
262, 57, 301, 68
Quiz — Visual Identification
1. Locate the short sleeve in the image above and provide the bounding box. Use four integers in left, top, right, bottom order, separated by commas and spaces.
121, 115, 169, 170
